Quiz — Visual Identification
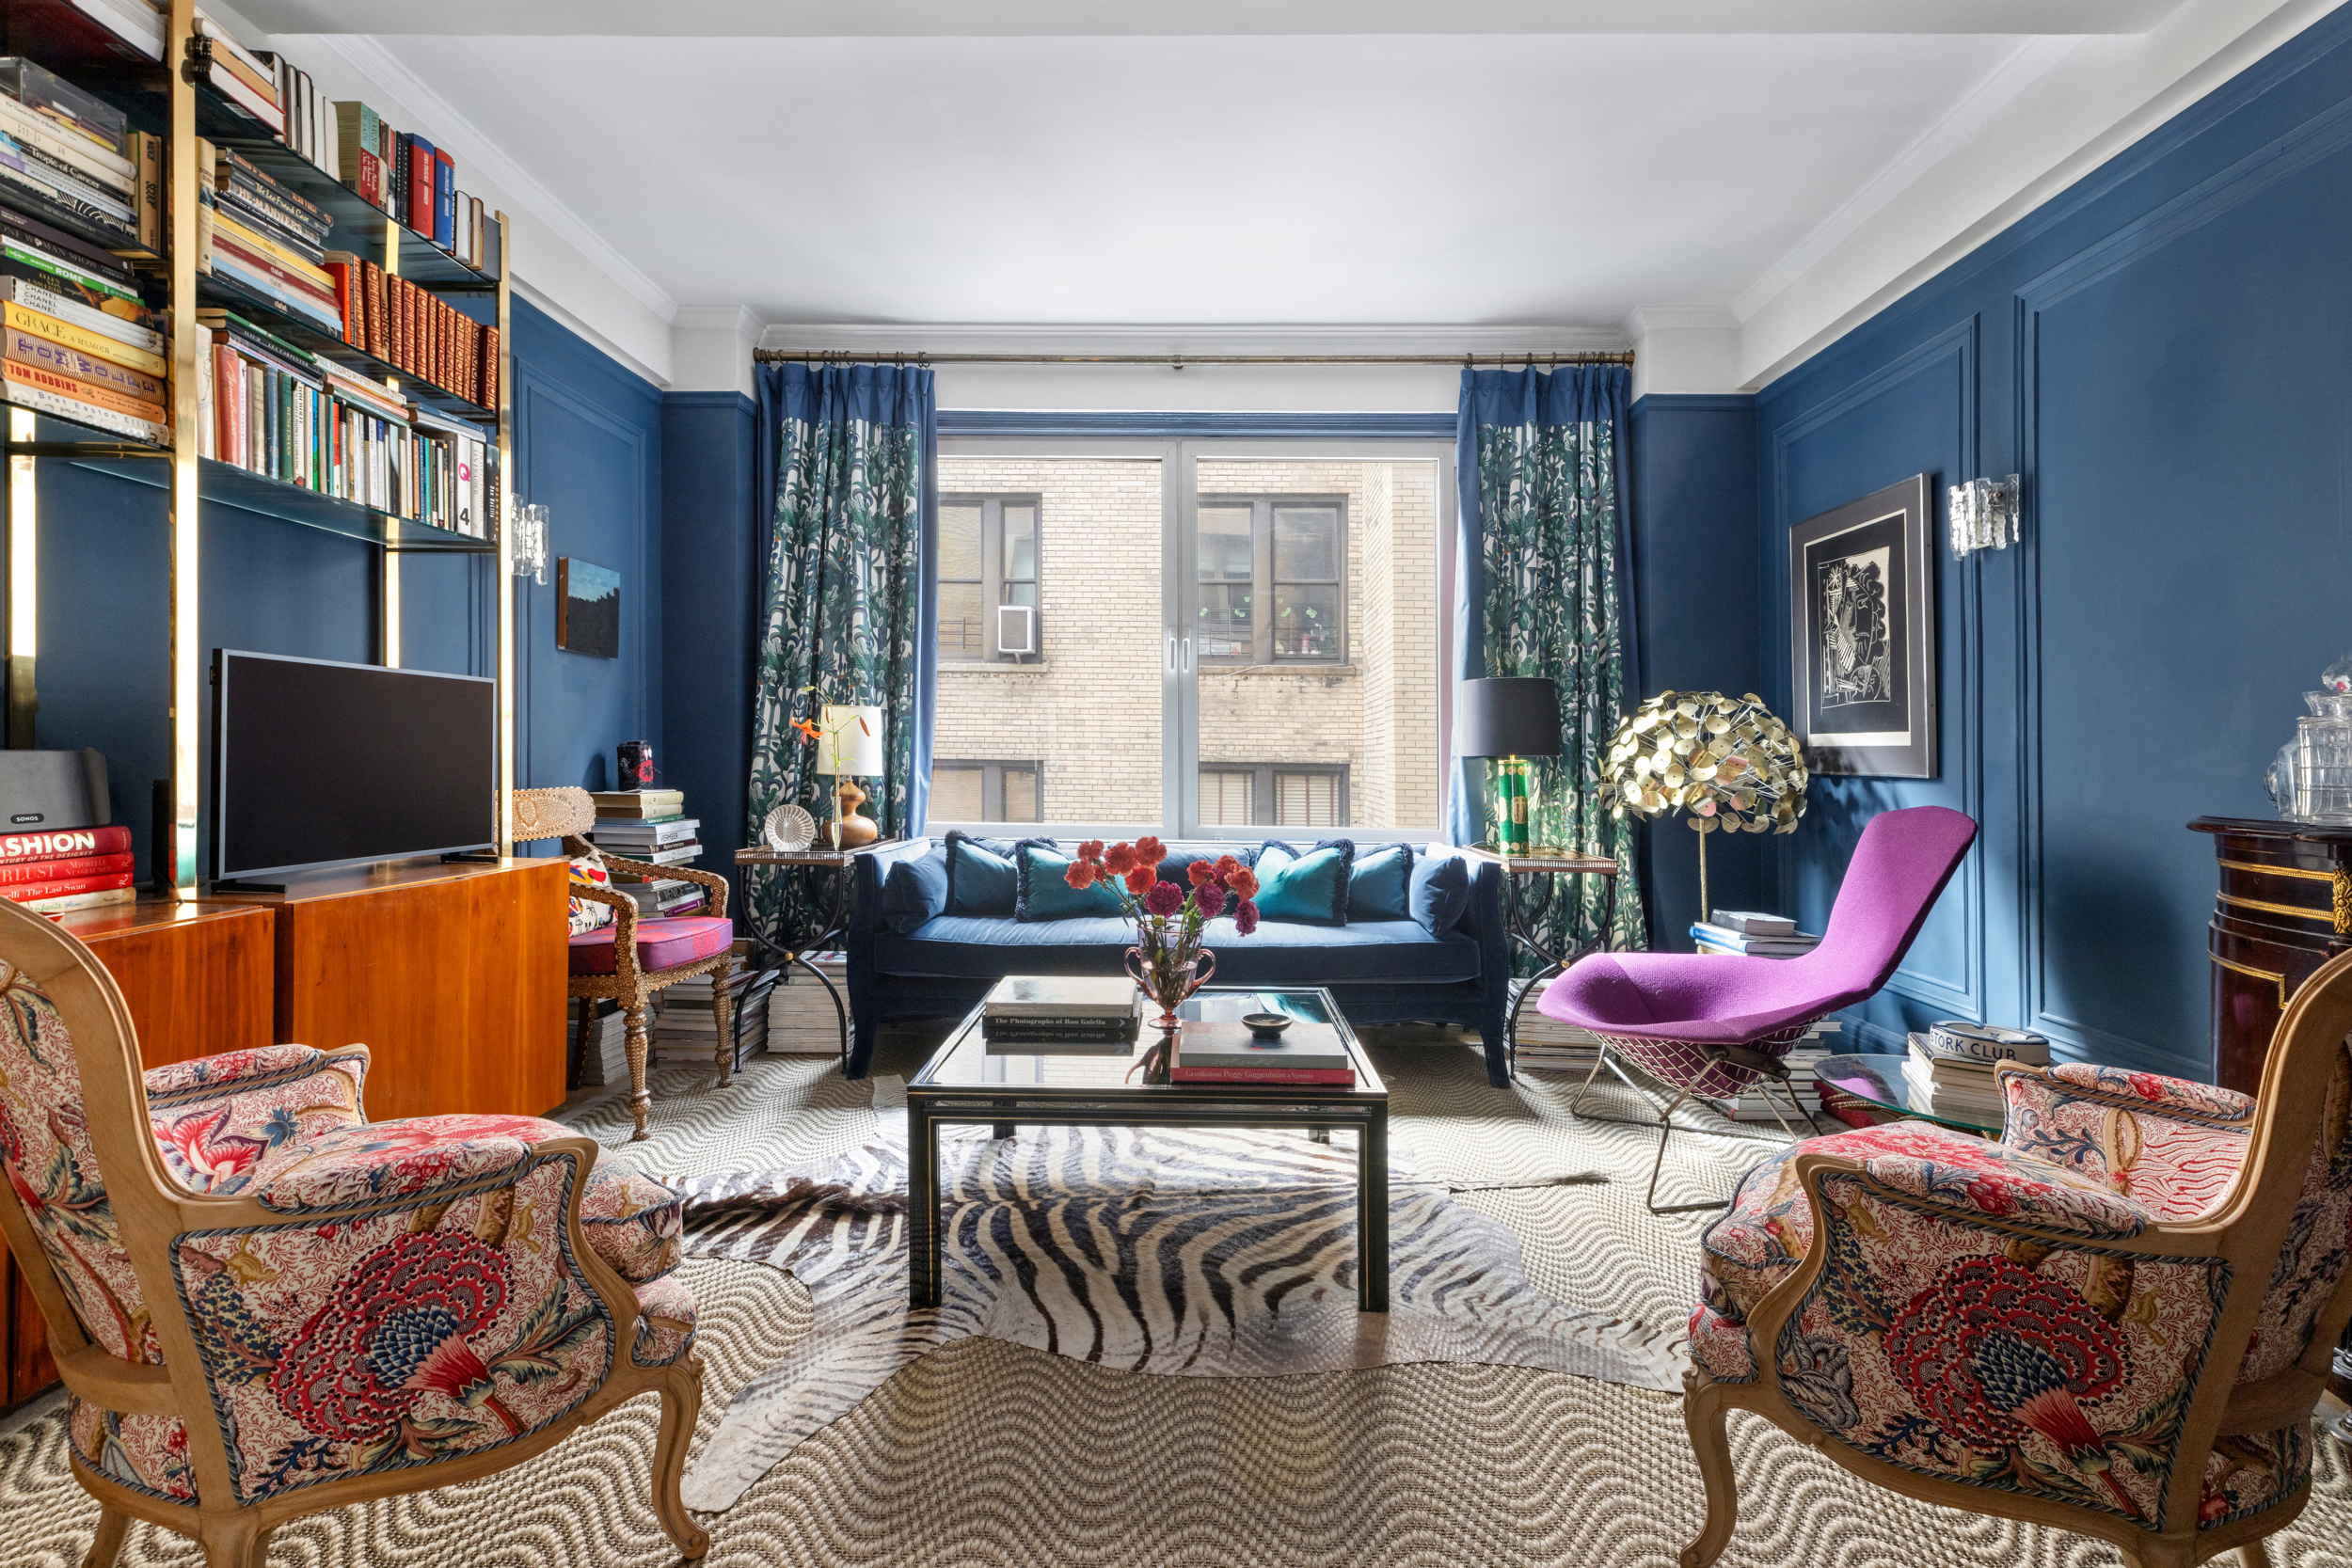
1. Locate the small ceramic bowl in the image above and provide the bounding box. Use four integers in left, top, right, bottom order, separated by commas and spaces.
1242, 1012, 1291, 1040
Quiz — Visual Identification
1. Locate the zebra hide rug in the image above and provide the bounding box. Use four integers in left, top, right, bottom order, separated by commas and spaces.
666, 1120, 1689, 1513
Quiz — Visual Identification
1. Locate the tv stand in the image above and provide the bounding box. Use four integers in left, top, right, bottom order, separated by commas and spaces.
209, 878, 286, 894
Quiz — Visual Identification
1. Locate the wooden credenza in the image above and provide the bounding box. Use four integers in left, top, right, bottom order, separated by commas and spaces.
2188, 816, 2352, 1097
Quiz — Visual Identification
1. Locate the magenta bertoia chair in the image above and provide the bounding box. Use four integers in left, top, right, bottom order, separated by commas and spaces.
1536, 804, 1978, 1212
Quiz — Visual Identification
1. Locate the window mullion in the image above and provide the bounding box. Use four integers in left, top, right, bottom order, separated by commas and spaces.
981, 499, 1004, 662
1252, 499, 1274, 666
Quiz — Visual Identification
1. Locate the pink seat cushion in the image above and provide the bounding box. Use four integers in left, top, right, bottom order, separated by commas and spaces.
568, 915, 734, 976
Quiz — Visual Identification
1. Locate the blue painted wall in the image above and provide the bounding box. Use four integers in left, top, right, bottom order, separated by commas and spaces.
660, 390, 759, 907
1756, 11, 2352, 1080
24, 294, 660, 880
1627, 393, 1764, 950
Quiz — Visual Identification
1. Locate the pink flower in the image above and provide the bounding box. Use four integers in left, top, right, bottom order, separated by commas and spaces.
1144, 880, 1185, 917
1234, 898, 1260, 935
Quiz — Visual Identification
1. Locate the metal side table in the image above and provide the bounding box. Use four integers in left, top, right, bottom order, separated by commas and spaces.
1461, 846, 1619, 1079
735, 839, 900, 1073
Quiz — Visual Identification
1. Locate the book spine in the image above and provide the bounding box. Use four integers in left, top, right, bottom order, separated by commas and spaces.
0, 95, 136, 186
0, 871, 135, 904
23, 886, 135, 915
130, 129, 162, 256
0, 851, 132, 885
0, 826, 132, 863
210, 211, 334, 290
0, 163, 132, 244
432, 148, 454, 249
3, 361, 163, 427
405, 134, 435, 233
2, 301, 166, 374
1168, 1067, 1357, 1085
2, 235, 139, 303
3, 325, 165, 403
205, 60, 284, 135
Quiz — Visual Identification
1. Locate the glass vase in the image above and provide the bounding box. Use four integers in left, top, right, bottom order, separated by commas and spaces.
1123, 915, 1216, 1085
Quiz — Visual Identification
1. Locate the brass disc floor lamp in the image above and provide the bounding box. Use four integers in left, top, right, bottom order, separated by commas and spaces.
1459, 676, 1561, 855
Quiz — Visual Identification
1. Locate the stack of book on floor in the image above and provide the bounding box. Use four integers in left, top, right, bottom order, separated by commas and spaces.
1904, 1022, 2051, 1122
767, 952, 849, 1054
1725, 1023, 1839, 1125
588, 790, 707, 916
1508, 984, 1605, 1072
569, 997, 628, 1089
1692, 909, 1820, 958
2, 209, 167, 441
1172, 1005, 1355, 1086
0, 823, 135, 914
653, 959, 776, 1066
0, 58, 154, 255
980, 975, 1142, 1051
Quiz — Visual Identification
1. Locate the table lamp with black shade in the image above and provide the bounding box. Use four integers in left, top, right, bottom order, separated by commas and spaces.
1458, 676, 1561, 855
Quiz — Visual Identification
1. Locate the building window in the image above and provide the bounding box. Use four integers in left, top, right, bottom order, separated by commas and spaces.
939, 495, 1041, 662
1196, 764, 1348, 828
1196, 496, 1344, 664
930, 759, 1042, 823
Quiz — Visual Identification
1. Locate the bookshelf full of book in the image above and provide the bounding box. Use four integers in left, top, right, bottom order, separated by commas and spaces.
0, 0, 519, 882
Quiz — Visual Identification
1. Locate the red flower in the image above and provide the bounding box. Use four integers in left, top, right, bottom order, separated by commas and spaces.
1227, 867, 1260, 900
1213, 854, 1242, 879
1123, 864, 1155, 895
1144, 880, 1185, 917
1133, 836, 1167, 867
1103, 843, 1138, 875
1234, 898, 1260, 935
1065, 861, 1098, 890
1077, 839, 1105, 863
1186, 860, 1218, 889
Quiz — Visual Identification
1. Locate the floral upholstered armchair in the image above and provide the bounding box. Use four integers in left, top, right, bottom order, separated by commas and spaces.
1681, 949, 2352, 1568
0, 899, 708, 1568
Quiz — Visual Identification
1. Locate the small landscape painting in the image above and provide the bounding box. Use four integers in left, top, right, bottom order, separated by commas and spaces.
558, 557, 620, 659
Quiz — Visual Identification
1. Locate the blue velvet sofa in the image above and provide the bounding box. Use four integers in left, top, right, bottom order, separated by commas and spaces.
846, 837, 1512, 1085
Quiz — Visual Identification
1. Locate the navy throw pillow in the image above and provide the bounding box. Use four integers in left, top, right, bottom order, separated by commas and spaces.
945, 830, 1019, 917
880, 850, 948, 934
1410, 848, 1470, 935
1253, 839, 1354, 926
1015, 839, 1127, 922
1348, 844, 1413, 923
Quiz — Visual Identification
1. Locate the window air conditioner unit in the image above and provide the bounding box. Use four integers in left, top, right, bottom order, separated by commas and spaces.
995, 604, 1037, 657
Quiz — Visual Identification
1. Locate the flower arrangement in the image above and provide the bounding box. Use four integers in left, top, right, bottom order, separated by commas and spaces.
1064, 838, 1261, 1032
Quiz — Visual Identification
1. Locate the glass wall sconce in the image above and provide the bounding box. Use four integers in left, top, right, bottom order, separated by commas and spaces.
1947, 474, 2020, 559
510, 501, 550, 585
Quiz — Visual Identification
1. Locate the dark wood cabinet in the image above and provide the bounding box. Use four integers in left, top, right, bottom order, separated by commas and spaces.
2188, 816, 2352, 1097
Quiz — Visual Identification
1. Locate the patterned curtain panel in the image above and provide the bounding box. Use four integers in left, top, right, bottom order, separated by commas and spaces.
1450, 366, 1645, 958
745, 362, 937, 948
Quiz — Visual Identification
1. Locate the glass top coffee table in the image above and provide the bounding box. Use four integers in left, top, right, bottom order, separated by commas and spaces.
1814, 1052, 2005, 1136
906, 986, 1390, 1311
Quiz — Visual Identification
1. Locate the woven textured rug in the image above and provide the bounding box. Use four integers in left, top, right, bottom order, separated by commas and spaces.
0, 1030, 2344, 1566
668, 1117, 1682, 1511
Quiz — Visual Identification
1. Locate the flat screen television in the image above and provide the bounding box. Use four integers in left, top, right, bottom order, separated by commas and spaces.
211, 649, 495, 882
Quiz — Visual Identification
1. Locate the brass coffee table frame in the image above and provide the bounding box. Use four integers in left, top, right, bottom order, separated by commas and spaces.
904, 986, 1391, 1313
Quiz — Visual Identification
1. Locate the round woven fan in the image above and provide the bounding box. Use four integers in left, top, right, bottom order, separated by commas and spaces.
764, 802, 817, 851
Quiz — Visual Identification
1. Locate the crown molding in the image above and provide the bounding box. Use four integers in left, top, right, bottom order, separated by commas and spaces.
755, 322, 1629, 356
1621, 306, 1737, 338
301, 33, 679, 325
1732, 33, 2082, 325
675, 304, 764, 335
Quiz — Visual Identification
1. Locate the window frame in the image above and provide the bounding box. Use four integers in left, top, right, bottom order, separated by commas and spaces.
929, 758, 1045, 824
927, 436, 1455, 845
1194, 494, 1348, 667
937, 492, 1042, 665
1196, 762, 1351, 830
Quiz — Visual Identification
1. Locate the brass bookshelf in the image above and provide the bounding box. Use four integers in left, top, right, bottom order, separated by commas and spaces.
0, 0, 518, 878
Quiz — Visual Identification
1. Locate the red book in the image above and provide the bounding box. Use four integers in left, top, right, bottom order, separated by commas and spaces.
0, 851, 132, 886
405, 135, 436, 234
0, 825, 133, 865
1168, 1066, 1358, 1085
353, 147, 381, 210
1, 872, 135, 904
325, 260, 355, 345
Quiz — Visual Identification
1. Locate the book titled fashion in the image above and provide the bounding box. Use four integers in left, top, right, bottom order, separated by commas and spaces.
1170, 1020, 1355, 1085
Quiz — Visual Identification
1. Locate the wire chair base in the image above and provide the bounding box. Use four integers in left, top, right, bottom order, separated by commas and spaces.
1568, 1046, 1824, 1215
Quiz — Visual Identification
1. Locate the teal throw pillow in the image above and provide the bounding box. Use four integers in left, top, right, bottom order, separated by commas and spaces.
1015, 840, 1127, 922
1253, 840, 1355, 926
945, 831, 1019, 917
1348, 843, 1412, 922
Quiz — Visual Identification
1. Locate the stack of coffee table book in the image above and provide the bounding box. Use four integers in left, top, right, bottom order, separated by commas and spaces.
981, 976, 1143, 1049
766, 952, 850, 1055
569, 998, 629, 1088
1691, 909, 1820, 958
652, 957, 775, 1065
1172, 994, 1355, 1086
1904, 1022, 2050, 1120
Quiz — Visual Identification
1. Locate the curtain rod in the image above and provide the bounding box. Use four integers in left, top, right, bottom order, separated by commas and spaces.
752, 350, 1633, 367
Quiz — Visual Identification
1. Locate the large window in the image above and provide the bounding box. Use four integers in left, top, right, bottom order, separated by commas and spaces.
927, 444, 1443, 837
1197, 497, 1344, 664
939, 494, 1040, 662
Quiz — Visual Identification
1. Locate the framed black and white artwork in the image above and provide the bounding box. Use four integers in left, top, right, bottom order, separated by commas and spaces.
1787, 474, 1936, 779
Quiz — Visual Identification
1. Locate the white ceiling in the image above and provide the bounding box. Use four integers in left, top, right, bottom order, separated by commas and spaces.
228, 0, 2332, 389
